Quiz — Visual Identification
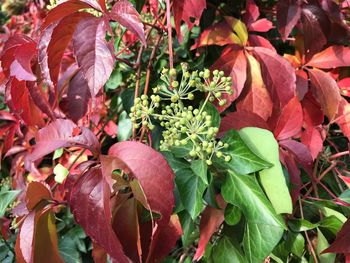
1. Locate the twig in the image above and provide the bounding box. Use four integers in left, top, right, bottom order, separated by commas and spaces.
299, 198, 318, 263
165, 0, 174, 70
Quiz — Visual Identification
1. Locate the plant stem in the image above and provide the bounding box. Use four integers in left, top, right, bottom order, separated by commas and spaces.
165, 0, 173, 70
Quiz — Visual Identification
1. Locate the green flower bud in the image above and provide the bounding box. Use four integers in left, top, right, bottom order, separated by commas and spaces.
204, 69, 210, 79
213, 69, 219, 76
225, 156, 231, 162
216, 151, 223, 158
172, 81, 179, 88
169, 68, 177, 76
189, 150, 196, 157
206, 159, 212, 165
171, 94, 179, 103
187, 93, 194, 100
190, 134, 197, 140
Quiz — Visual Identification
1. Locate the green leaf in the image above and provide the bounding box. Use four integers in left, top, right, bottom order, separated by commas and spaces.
191, 159, 208, 185
224, 204, 242, 226
105, 68, 123, 90
222, 171, 285, 262
117, 111, 132, 141
53, 148, 64, 160
320, 216, 343, 235
214, 130, 271, 175
211, 236, 246, 263
239, 127, 292, 214
0, 190, 20, 217
59, 226, 87, 263
288, 219, 319, 232
175, 168, 206, 220
202, 102, 220, 128
287, 233, 305, 258
317, 228, 336, 263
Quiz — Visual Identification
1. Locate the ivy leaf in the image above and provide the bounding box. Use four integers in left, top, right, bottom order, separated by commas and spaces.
109, 0, 146, 45
117, 111, 132, 141
175, 168, 206, 220
0, 190, 20, 217
73, 16, 115, 97
25, 119, 100, 171
239, 127, 292, 214
211, 236, 246, 263
317, 228, 336, 263
222, 171, 285, 262
276, 0, 302, 41
69, 167, 130, 262
214, 129, 272, 175
173, 0, 206, 42
307, 68, 341, 120
190, 159, 208, 185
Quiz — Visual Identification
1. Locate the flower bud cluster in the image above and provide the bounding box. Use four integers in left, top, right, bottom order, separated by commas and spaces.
130, 66, 233, 165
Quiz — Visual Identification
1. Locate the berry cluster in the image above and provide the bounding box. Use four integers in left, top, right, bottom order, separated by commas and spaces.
130, 65, 233, 165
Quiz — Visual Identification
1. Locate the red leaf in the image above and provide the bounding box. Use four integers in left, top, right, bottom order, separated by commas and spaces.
25, 182, 52, 211
307, 68, 341, 120
248, 19, 274, 33
110, 0, 146, 45
112, 197, 141, 263
248, 35, 276, 51
306, 46, 350, 69
335, 98, 350, 140
193, 196, 226, 261
105, 141, 175, 225
274, 96, 303, 140
301, 5, 328, 61
253, 46, 296, 106
237, 52, 273, 121
41, 0, 96, 29
219, 110, 270, 134
73, 17, 115, 97
66, 70, 91, 122
279, 139, 313, 175
173, 0, 206, 42
25, 119, 99, 168
146, 215, 182, 262
276, 0, 302, 41
296, 69, 309, 99
41, 12, 92, 86
210, 46, 247, 111
323, 217, 350, 254
15, 209, 63, 263
338, 78, 350, 97
70, 167, 129, 262
1, 36, 37, 81
301, 127, 324, 160
5, 78, 45, 127
243, 0, 259, 26
302, 92, 324, 127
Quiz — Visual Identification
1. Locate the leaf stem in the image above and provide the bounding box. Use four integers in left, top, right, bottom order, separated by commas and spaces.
165, 0, 174, 70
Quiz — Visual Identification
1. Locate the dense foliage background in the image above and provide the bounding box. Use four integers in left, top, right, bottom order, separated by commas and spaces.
1, 0, 350, 262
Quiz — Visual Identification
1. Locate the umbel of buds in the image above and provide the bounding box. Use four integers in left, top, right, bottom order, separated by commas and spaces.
130, 64, 233, 165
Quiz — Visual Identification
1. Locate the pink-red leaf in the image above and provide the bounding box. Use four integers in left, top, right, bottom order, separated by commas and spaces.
69, 167, 129, 262
308, 68, 341, 120
105, 141, 175, 225
274, 96, 303, 140
219, 110, 270, 135
237, 52, 273, 120
335, 98, 350, 140
193, 196, 226, 261
41, 0, 97, 29
65, 70, 91, 122
276, 0, 302, 41
301, 127, 324, 160
25, 119, 99, 167
110, 0, 146, 45
173, 0, 206, 42
323, 217, 350, 254
44, 12, 92, 86
73, 17, 115, 97
253, 46, 296, 106
210, 46, 247, 112
306, 46, 350, 69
